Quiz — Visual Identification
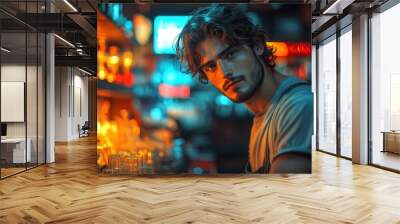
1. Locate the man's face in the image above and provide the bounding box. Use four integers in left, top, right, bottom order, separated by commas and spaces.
196, 37, 263, 103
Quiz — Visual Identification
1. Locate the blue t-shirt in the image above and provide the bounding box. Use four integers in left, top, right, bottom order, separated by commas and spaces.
248, 76, 313, 172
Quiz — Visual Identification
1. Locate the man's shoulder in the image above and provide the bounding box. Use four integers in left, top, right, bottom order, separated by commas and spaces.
278, 81, 313, 110
273, 81, 313, 127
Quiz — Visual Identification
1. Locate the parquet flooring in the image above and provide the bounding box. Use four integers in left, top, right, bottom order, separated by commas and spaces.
372, 151, 400, 171
1, 167, 26, 178
1, 136, 400, 223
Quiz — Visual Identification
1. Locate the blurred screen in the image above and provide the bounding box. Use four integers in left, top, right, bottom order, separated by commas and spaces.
153, 16, 191, 54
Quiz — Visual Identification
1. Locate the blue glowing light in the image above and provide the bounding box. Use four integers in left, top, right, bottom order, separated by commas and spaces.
150, 107, 164, 121
111, 4, 121, 22
165, 71, 177, 83
193, 167, 203, 175
216, 95, 233, 106
172, 145, 183, 160
152, 58, 193, 86
124, 20, 133, 33
153, 16, 191, 54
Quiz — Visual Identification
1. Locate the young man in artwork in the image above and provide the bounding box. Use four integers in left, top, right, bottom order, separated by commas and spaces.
176, 4, 313, 173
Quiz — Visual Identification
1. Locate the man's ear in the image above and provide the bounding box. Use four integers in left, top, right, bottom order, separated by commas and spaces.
252, 41, 264, 56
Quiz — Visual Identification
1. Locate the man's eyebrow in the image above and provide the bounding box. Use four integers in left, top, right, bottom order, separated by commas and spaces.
198, 45, 236, 70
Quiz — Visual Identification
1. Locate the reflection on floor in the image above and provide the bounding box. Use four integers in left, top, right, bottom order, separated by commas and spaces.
0, 167, 25, 178
373, 150, 400, 171
0, 163, 42, 178
340, 147, 352, 158
0, 136, 400, 222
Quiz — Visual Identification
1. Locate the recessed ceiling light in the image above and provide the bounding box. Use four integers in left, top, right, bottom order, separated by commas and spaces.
78, 67, 93, 76
63, 0, 78, 12
1, 47, 11, 53
322, 0, 354, 15
54, 34, 75, 48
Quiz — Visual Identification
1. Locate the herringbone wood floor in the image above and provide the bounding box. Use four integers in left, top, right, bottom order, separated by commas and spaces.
1, 136, 400, 224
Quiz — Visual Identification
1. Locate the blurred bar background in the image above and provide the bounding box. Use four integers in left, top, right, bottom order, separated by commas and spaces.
96, 3, 311, 175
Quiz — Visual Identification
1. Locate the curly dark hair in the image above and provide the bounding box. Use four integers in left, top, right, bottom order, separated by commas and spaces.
175, 4, 276, 84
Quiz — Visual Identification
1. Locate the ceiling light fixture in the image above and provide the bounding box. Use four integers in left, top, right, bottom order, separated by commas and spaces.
54, 34, 75, 48
76, 48, 84, 55
1, 47, 11, 53
322, 0, 354, 15
323, 0, 342, 14
63, 0, 78, 12
78, 67, 93, 76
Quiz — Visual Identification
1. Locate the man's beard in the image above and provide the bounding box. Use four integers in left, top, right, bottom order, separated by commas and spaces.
229, 54, 264, 103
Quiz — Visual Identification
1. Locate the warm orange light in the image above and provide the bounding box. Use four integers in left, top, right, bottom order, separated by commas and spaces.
266, 42, 311, 57
147, 151, 152, 164
97, 98, 175, 172
122, 51, 133, 67
266, 42, 288, 57
122, 71, 134, 87
98, 42, 138, 87
134, 14, 152, 45
288, 42, 311, 56
106, 73, 115, 83
98, 67, 106, 80
108, 46, 120, 66
109, 55, 119, 65
98, 50, 105, 63
124, 57, 132, 67
98, 38, 107, 52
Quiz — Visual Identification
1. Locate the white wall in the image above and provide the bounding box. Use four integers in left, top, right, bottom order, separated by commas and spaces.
55, 67, 89, 141
0, 65, 42, 138
55, 66, 69, 141
72, 72, 89, 138
1, 65, 26, 138
1, 64, 45, 163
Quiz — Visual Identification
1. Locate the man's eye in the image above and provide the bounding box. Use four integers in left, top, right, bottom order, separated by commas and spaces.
203, 62, 217, 73
225, 50, 236, 59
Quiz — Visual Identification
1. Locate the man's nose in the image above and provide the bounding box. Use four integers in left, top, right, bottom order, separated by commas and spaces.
218, 60, 233, 78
